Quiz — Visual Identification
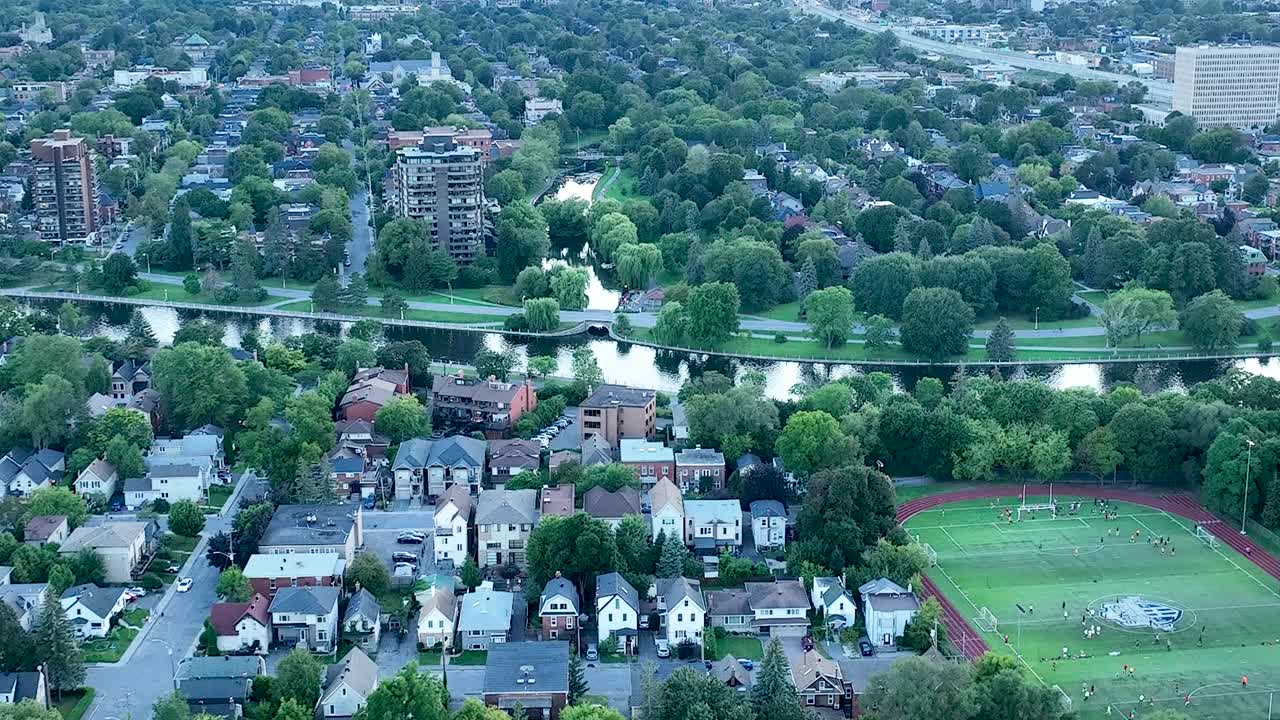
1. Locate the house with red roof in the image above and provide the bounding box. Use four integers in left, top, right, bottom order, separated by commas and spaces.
209, 593, 271, 655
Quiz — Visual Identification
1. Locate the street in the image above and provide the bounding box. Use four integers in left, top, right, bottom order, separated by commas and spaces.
346, 189, 373, 279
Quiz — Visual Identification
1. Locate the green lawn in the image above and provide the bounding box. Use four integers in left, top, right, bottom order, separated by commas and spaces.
165, 534, 199, 554
55, 688, 95, 720
126, 284, 284, 306
418, 650, 488, 666
275, 300, 510, 325
712, 635, 764, 661
750, 301, 805, 323
598, 166, 639, 202
1077, 290, 1109, 306
206, 483, 234, 511
974, 312, 1102, 332
82, 609, 150, 663
905, 496, 1280, 719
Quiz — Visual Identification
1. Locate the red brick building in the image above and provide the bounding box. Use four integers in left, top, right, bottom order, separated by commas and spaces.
242, 553, 344, 599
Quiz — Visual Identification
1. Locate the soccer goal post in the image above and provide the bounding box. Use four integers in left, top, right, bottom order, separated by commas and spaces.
1017, 503, 1054, 521
921, 542, 938, 567
1194, 525, 1221, 548
975, 607, 998, 633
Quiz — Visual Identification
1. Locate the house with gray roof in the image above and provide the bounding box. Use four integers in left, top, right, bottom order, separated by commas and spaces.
176, 655, 264, 719
537, 574, 580, 641
458, 582, 514, 650
596, 572, 638, 654
655, 577, 705, 647
74, 458, 118, 499
675, 447, 725, 492
811, 576, 857, 630
0, 583, 47, 631
0, 670, 48, 708
749, 500, 786, 551
482, 642, 569, 720
59, 584, 128, 639
176, 655, 265, 682
59, 522, 147, 584
475, 489, 538, 570
583, 486, 641, 529
342, 588, 381, 652
0, 448, 63, 497
319, 646, 379, 720
707, 579, 810, 637
579, 435, 613, 467
392, 435, 486, 500
859, 578, 920, 648
269, 586, 340, 652
22, 516, 68, 546
259, 504, 363, 559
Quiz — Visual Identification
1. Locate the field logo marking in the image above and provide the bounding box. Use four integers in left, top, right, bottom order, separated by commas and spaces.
1099, 596, 1182, 631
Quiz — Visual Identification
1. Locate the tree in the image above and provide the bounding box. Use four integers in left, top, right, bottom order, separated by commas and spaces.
1102, 287, 1177, 347
805, 287, 855, 348
686, 283, 740, 347
381, 292, 408, 318
460, 556, 482, 589
852, 253, 919, 319
652, 302, 688, 346
793, 465, 896, 572
526, 513, 619, 591
655, 533, 688, 578
1180, 290, 1243, 352
863, 314, 895, 353
524, 298, 561, 332
849, 539, 929, 590
359, 663, 447, 720
312, 274, 341, 311
0, 602, 34, 673
568, 652, 589, 704
474, 349, 516, 381
346, 553, 392, 597
496, 202, 550, 280
950, 143, 993, 183
652, 668, 752, 720
775, 411, 847, 477
751, 639, 805, 720
69, 548, 105, 587
125, 309, 158, 352
615, 243, 662, 289
169, 500, 206, 537
561, 706, 626, 720
215, 567, 253, 601
276, 648, 324, 708
862, 656, 977, 720
1243, 173, 1270, 205
1076, 427, 1122, 484
374, 396, 429, 442
551, 268, 589, 310
34, 591, 83, 699
0, 701, 62, 719
900, 288, 976, 360
100, 254, 139, 294
341, 274, 370, 308
23, 487, 88, 529
527, 355, 558, 380
153, 692, 192, 720
487, 169, 526, 205
985, 318, 1015, 363
22, 376, 81, 450
901, 596, 946, 652
571, 347, 603, 390
151, 342, 249, 430
274, 699, 311, 720
57, 302, 86, 336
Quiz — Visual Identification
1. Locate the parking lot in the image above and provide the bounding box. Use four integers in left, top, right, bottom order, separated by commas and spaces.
361, 510, 435, 576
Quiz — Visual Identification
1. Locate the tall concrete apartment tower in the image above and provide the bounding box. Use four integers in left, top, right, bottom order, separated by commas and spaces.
30, 129, 101, 245
390, 128, 485, 263
1173, 45, 1280, 129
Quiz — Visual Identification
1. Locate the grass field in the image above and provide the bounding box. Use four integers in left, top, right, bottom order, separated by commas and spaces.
904, 496, 1280, 719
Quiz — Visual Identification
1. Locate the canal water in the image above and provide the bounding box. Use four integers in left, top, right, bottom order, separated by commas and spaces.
541, 173, 621, 312
38, 300, 1280, 400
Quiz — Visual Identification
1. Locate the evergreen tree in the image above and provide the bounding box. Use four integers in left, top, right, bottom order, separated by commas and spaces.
892, 218, 914, 254
125, 310, 157, 356
311, 275, 341, 311
290, 459, 334, 504
340, 273, 369, 308
751, 638, 806, 720
35, 589, 84, 698
917, 238, 932, 261
167, 196, 194, 271
1082, 226, 1105, 287
985, 317, 1015, 363
655, 533, 687, 578
796, 258, 818, 300
0, 602, 34, 672
293, 240, 326, 282
568, 652, 588, 704
261, 213, 291, 279
230, 237, 259, 296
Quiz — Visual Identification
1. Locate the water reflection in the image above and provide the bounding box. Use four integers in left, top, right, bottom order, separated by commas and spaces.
540, 172, 621, 312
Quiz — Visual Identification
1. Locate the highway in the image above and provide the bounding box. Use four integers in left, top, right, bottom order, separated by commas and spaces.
798, 2, 1174, 107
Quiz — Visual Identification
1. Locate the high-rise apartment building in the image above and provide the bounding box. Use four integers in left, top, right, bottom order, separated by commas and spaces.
30, 129, 101, 245
390, 128, 485, 263
1173, 45, 1280, 129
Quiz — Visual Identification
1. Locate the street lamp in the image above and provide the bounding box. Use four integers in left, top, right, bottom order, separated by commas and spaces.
1034, 306, 1040, 331
1242, 438, 1256, 535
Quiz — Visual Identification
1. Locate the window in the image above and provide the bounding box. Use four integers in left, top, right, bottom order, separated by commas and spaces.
676, 613, 683, 622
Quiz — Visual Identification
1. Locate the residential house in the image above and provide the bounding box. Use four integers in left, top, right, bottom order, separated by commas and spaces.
839, 655, 896, 717
335, 420, 390, 463
749, 500, 786, 551
416, 585, 458, 650
60, 584, 127, 639
0, 670, 48, 709
475, 489, 538, 570
110, 360, 150, 401
859, 578, 921, 647
710, 657, 752, 693
524, 97, 563, 124
430, 374, 538, 436
0, 584, 48, 631
674, 448, 725, 492
538, 574, 580, 641
595, 572, 638, 654
650, 478, 684, 543
579, 385, 656, 446
707, 580, 809, 638
458, 582, 514, 650
209, 593, 271, 654
339, 367, 408, 423
342, 589, 381, 653
684, 500, 742, 553
490, 439, 541, 482
811, 576, 857, 631
579, 435, 613, 466
792, 650, 848, 709
22, 516, 68, 546
124, 463, 206, 509
582, 487, 641, 529
319, 646, 379, 720
432, 484, 472, 568
1242, 245, 1268, 276
655, 577, 705, 648
392, 436, 487, 500
259, 504, 363, 558
0, 449, 63, 496
175, 656, 264, 719
482, 642, 570, 720
620, 440, 673, 487
539, 484, 575, 518
269, 586, 340, 653
74, 458, 118, 499
243, 553, 345, 600
58, 522, 147, 584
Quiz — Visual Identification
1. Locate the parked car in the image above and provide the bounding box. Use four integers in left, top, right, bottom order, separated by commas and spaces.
397, 532, 426, 544
362, 496, 376, 509
109, 500, 123, 512
738, 658, 754, 670
392, 551, 419, 565
126, 587, 147, 597
802, 634, 814, 652
394, 562, 416, 574
586, 642, 598, 661
639, 615, 650, 630
655, 639, 670, 658
176, 577, 193, 593
164, 564, 181, 573
858, 640, 874, 657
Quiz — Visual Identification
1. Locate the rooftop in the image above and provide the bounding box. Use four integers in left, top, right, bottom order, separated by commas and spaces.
483, 642, 570, 695
620, 439, 673, 464
582, 384, 655, 408
242, 552, 345, 579
260, 505, 359, 548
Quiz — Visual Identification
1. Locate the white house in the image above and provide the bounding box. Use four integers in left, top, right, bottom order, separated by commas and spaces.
596, 572, 638, 654
655, 577, 705, 648
649, 477, 683, 543
58, 522, 147, 584
0, 448, 64, 497
684, 499, 742, 553
60, 584, 127, 639
749, 500, 786, 551
859, 578, 921, 647
457, 582, 513, 651
210, 594, 271, 654
123, 463, 206, 509
707, 580, 810, 638
433, 484, 471, 568
269, 586, 340, 653
524, 97, 563, 124
319, 646, 379, 720
342, 589, 381, 653
475, 489, 538, 570
416, 586, 458, 650
537, 574, 580, 641
74, 458, 118, 499
811, 577, 857, 631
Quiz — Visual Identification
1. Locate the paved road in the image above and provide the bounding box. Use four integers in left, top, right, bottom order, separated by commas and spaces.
83, 471, 258, 720
798, 2, 1174, 106
346, 189, 373, 280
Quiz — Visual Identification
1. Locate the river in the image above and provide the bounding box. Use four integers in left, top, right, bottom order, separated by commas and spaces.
540, 173, 622, 312
37, 300, 1280, 400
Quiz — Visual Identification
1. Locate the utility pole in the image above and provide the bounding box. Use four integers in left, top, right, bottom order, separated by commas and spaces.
1242, 438, 1256, 534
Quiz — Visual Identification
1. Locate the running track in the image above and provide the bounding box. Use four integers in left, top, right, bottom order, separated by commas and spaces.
896, 485, 1280, 661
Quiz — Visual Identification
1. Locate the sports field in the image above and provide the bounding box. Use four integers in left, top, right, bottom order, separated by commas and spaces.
904, 494, 1280, 719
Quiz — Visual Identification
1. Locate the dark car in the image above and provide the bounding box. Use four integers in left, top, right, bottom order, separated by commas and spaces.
396, 532, 425, 544
859, 640, 874, 657
392, 551, 418, 565
802, 634, 814, 652
363, 496, 376, 509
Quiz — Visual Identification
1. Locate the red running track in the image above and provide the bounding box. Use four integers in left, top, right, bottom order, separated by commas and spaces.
896, 485, 1280, 661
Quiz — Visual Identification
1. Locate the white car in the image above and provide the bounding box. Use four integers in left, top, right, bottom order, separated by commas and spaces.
125, 587, 147, 597
655, 639, 671, 658
176, 577, 194, 593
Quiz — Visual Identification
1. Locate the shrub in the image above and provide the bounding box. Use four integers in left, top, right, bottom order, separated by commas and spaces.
504, 313, 528, 331
774, 333, 788, 343
151, 498, 170, 513
140, 573, 163, 590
